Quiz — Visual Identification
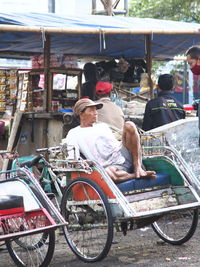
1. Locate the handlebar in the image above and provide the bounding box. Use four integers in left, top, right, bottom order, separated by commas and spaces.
19, 154, 43, 168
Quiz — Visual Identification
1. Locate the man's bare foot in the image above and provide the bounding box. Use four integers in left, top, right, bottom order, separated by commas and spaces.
138, 170, 156, 179
135, 167, 156, 179
105, 166, 156, 182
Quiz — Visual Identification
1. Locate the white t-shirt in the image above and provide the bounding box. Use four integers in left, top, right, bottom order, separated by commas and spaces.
64, 122, 125, 168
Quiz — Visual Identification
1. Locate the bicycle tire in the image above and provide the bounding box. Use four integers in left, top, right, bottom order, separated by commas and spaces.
6, 230, 55, 267
61, 177, 113, 262
152, 208, 198, 245
14, 232, 49, 250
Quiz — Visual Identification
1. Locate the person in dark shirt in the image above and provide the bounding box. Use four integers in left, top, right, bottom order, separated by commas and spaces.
81, 63, 99, 100
142, 74, 185, 131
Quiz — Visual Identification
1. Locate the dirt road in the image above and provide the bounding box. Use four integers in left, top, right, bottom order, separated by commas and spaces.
49, 224, 200, 267
1, 220, 200, 267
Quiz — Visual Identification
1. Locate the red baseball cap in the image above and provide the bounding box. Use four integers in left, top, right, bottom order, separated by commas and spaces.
96, 81, 113, 94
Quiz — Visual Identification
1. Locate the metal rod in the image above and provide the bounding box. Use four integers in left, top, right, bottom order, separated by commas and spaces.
124, 0, 129, 16
48, 0, 55, 13
92, 0, 97, 14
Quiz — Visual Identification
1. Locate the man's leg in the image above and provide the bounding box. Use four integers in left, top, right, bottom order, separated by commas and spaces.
105, 166, 136, 182
105, 165, 156, 183
122, 121, 155, 178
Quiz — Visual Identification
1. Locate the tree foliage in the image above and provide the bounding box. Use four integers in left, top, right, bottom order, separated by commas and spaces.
129, 0, 200, 23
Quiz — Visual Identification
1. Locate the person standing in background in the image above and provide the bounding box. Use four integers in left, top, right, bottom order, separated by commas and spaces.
81, 63, 99, 100
186, 46, 200, 76
142, 74, 185, 131
186, 45, 200, 145
95, 81, 125, 134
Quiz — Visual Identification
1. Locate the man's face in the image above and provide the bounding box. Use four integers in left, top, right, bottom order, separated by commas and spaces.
80, 106, 98, 126
187, 54, 200, 75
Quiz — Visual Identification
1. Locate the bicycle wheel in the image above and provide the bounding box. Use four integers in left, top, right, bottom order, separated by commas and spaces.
61, 177, 113, 262
152, 208, 198, 245
14, 232, 49, 250
11, 185, 52, 251
6, 230, 55, 267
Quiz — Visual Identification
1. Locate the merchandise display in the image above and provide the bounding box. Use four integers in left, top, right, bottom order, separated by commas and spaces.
0, 69, 18, 112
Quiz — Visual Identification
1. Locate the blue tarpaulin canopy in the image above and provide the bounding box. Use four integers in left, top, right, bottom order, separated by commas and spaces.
0, 12, 200, 59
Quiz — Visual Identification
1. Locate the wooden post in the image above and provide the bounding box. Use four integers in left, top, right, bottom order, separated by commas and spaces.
100, 0, 113, 15
145, 34, 154, 99
44, 34, 51, 112
2, 111, 23, 172
43, 34, 51, 149
107, 0, 113, 15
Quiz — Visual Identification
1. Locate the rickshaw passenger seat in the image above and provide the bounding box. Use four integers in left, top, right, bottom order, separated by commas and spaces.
116, 173, 171, 193
0, 195, 25, 215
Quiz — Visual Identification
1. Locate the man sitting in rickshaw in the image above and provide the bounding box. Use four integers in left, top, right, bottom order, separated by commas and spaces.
63, 98, 156, 183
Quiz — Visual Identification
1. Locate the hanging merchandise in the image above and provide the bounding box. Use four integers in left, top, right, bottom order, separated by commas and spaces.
0, 69, 18, 112
0, 70, 6, 112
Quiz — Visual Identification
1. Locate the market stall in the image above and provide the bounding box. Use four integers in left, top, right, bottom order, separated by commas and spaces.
0, 12, 200, 156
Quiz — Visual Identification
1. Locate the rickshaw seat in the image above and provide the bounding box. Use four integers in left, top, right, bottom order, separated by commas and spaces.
142, 156, 184, 186
116, 173, 171, 193
116, 155, 185, 193
0, 195, 24, 215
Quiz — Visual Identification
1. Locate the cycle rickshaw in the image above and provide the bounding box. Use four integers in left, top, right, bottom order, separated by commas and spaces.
8, 131, 200, 264
0, 151, 67, 266
35, 133, 200, 263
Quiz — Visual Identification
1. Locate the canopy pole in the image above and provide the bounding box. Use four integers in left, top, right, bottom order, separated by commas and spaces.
92, 0, 97, 14
43, 34, 51, 149
43, 34, 51, 112
0, 24, 199, 34
124, 0, 129, 16
145, 34, 154, 99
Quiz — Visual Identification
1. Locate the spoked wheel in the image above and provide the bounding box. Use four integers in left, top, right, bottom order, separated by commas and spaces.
61, 177, 113, 262
152, 208, 198, 245
6, 230, 55, 267
14, 232, 49, 250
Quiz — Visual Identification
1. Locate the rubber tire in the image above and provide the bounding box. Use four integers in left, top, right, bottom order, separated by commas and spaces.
61, 177, 113, 262
152, 208, 198, 245
14, 232, 49, 250
6, 230, 55, 267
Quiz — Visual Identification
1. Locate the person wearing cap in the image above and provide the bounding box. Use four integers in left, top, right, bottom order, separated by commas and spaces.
142, 74, 185, 131
63, 98, 156, 182
95, 81, 125, 135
